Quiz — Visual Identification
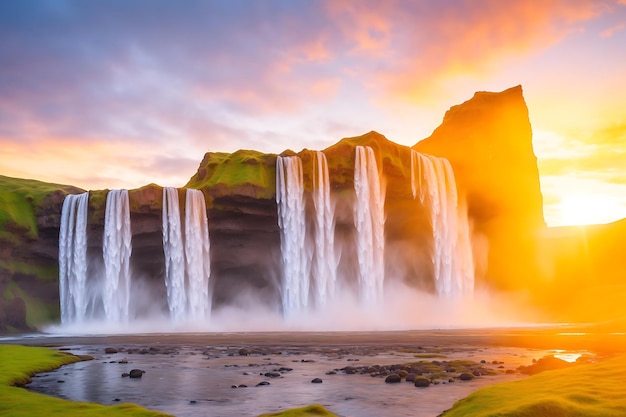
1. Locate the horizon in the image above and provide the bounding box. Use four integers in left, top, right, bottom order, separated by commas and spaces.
1, 1, 625, 227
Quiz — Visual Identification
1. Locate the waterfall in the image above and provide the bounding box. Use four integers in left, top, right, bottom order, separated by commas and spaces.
162, 187, 212, 321
102, 189, 132, 322
411, 150, 474, 295
162, 187, 186, 321
276, 155, 309, 315
184, 188, 212, 320
311, 151, 336, 307
59, 192, 89, 324
354, 146, 385, 305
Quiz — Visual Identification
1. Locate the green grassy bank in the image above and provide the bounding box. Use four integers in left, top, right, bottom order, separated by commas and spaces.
258, 404, 338, 417
0, 345, 171, 417
442, 354, 626, 417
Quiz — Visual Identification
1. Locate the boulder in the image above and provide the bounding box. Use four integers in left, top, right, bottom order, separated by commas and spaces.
414, 376, 431, 387
384, 374, 402, 383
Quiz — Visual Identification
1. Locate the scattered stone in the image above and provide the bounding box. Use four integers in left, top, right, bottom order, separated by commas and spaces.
405, 373, 417, 383
472, 370, 481, 377
129, 369, 145, 378
256, 381, 270, 386
121, 373, 130, 377
243, 372, 251, 375
311, 378, 323, 384
480, 360, 486, 364
105, 347, 118, 354
505, 369, 516, 374
301, 359, 315, 363
57, 380, 65, 383
414, 376, 430, 387
238, 384, 247, 388
264, 372, 281, 378
190, 400, 197, 404
459, 373, 474, 381
518, 356, 572, 375
119, 359, 128, 364
231, 385, 238, 389
325, 371, 336, 375
278, 367, 293, 372
113, 398, 120, 402
385, 374, 402, 383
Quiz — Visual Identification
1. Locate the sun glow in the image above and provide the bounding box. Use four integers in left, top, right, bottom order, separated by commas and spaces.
558, 193, 625, 226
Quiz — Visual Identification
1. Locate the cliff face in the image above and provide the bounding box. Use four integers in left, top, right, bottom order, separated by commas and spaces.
0, 176, 83, 331
2, 85, 591, 331
414, 85, 546, 289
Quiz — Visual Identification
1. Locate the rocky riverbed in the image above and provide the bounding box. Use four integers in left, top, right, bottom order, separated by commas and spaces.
6, 329, 598, 417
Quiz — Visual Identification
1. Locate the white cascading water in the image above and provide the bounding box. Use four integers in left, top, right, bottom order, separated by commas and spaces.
311, 151, 337, 307
411, 150, 474, 295
162, 187, 187, 321
276, 155, 309, 315
354, 146, 386, 305
59, 192, 89, 324
102, 189, 132, 322
184, 188, 212, 320
162, 187, 212, 321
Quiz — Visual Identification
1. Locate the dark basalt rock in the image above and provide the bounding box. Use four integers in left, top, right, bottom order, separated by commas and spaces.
458, 373, 474, 381
385, 374, 401, 383
414, 376, 430, 387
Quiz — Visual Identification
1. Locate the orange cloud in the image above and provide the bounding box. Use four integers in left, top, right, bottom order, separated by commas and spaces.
323, 0, 605, 103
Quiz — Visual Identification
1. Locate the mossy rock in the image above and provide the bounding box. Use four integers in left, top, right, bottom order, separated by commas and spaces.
0, 175, 83, 240
258, 404, 339, 417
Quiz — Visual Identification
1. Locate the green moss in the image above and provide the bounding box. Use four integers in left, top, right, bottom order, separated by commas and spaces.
186, 150, 277, 200
0, 259, 57, 281
258, 404, 339, 417
2, 281, 59, 327
0, 345, 172, 416
322, 131, 413, 191
442, 355, 626, 417
413, 353, 448, 358
0, 175, 81, 240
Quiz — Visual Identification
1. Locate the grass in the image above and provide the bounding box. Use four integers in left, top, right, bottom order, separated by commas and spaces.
0, 345, 172, 417
442, 354, 626, 417
258, 404, 339, 417
0, 175, 80, 240
185, 150, 277, 200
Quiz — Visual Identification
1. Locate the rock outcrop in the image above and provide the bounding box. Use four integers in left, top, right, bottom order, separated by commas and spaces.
414, 85, 546, 289
8, 85, 625, 330
0, 175, 83, 331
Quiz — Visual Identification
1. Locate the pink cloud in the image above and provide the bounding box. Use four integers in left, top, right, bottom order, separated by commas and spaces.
601, 22, 626, 37
322, 0, 605, 103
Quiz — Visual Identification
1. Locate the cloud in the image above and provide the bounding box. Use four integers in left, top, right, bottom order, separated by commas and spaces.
537, 123, 626, 184
601, 22, 626, 37
0, 0, 624, 191
321, 0, 605, 103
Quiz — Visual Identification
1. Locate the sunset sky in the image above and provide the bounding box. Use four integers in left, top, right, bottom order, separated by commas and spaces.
1, 0, 625, 226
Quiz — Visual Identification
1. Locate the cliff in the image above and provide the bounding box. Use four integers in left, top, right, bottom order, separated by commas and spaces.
0, 175, 83, 331
414, 85, 546, 289
7, 85, 621, 330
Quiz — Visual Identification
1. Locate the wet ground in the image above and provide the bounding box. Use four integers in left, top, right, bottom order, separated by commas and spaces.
3, 327, 620, 417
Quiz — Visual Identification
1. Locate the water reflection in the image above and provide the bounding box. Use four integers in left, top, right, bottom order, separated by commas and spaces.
27, 343, 552, 417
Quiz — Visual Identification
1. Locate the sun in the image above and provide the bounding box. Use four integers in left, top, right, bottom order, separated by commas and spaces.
558, 193, 625, 226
